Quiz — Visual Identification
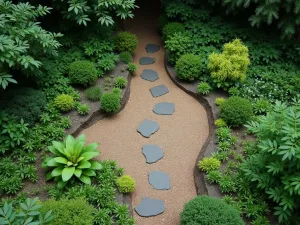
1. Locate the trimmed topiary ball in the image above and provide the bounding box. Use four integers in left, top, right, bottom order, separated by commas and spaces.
114, 76, 128, 89
198, 157, 221, 172
54, 94, 74, 112
68, 61, 98, 87
85, 87, 102, 101
220, 96, 253, 127
119, 51, 133, 64
116, 175, 136, 193
115, 32, 138, 54
181, 196, 244, 225
175, 54, 203, 82
100, 92, 121, 113
163, 22, 185, 40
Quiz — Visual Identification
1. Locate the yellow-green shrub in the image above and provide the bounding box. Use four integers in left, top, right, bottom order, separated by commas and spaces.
214, 118, 227, 127
116, 175, 136, 193
54, 94, 74, 112
198, 157, 221, 172
215, 97, 226, 106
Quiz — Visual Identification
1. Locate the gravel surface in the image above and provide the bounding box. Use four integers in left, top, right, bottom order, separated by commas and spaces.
82, 3, 209, 224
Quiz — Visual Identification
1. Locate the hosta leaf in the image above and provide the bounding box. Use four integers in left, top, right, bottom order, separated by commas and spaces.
82, 169, 96, 177
54, 157, 68, 164
83, 142, 98, 152
74, 169, 82, 178
57, 180, 67, 190
81, 151, 99, 160
77, 160, 91, 169
46, 172, 52, 181
62, 167, 75, 181
52, 141, 65, 154
51, 167, 64, 177
79, 174, 91, 184
46, 158, 60, 167
90, 161, 103, 170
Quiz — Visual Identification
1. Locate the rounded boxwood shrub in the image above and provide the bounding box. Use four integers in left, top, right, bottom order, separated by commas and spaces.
220, 96, 253, 127
41, 198, 94, 225
68, 61, 97, 87
119, 51, 133, 64
100, 92, 121, 113
85, 87, 102, 101
163, 22, 185, 40
175, 54, 203, 82
54, 94, 74, 112
181, 196, 244, 225
116, 175, 136, 193
198, 157, 220, 172
115, 32, 138, 54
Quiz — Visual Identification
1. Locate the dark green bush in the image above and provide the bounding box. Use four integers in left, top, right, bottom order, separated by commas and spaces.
175, 54, 203, 82
119, 51, 133, 64
41, 198, 94, 225
68, 61, 98, 87
220, 96, 253, 127
163, 22, 185, 40
85, 87, 102, 101
0, 88, 47, 125
114, 32, 138, 54
100, 92, 121, 113
181, 196, 243, 225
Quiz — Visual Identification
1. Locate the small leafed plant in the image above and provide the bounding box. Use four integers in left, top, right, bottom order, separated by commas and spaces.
119, 51, 133, 64
43, 134, 103, 189
197, 82, 211, 95
127, 62, 137, 74
54, 94, 74, 112
198, 157, 221, 172
76, 104, 90, 115
116, 175, 136, 193
114, 76, 128, 89
215, 97, 226, 106
0, 198, 53, 225
214, 118, 227, 127
85, 87, 102, 101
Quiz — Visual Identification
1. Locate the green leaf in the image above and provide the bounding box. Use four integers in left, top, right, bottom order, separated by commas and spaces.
54, 157, 68, 164
74, 169, 82, 178
62, 167, 75, 181
81, 151, 99, 160
82, 169, 96, 177
79, 174, 91, 184
90, 161, 103, 170
51, 167, 64, 177
57, 180, 67, 190
77, 160, 91, 169
46, 158, 60, 167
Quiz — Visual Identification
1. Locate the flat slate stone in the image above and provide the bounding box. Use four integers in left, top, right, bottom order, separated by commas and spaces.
140, 57, 155, 65
135, 197, 165, 217
150, 85, 169, 97
137, 119, 160, 138
141, 69, 159, 82
142, 144, 164, 164
149, 171, 171, 190
146, 44, 160, 54
153, 102, 175, 115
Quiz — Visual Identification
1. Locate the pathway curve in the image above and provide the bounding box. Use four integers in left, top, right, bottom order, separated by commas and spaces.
82, 3, 209, 224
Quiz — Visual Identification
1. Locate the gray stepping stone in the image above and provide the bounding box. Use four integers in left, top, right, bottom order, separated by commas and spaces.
137, 119, 160, 138
141, 69, 159, 82
135, 197, 165, 217
142, 144, 164, 164
153, 102, 175, 115
149, 171, 171, 190
140, 57, 155, 65
146, 44, 160, 54
150, 85, 169, 98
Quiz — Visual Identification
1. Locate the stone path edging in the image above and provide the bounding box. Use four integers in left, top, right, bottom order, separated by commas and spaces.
164, 54, 227, 196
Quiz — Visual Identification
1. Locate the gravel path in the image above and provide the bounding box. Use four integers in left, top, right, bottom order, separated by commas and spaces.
82, 3, 209, 224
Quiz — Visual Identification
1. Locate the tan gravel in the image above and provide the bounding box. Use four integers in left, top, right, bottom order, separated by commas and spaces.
82, 4, 209, 225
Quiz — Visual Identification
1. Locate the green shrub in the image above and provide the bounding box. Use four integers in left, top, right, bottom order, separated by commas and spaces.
119, 51, 133, 64
41, 198, 94, 225
220, 96, 253, 127
0, 88, 47, 125
253, 98, 271, 115
111, 88, 122, 96
181, 196, 243, 225
197, 82, 211, 95
54, 94, 74, 112
114, 76, 128, 89
206, 170, 222, 184
127, 62, 137, 74
114, 32, 138, 54
215, 97, 226, 106
175, 54, 203, 82
165, 32, 193, 64
43, 134, 102, 189
214, 118, 227, 127
198, 157, 221, 172
100, 92, 121, 113
85, 87, 102, 101
77, 104, 90, 115
208, 39, 250, 89
116, 175, 136, 193
68, 61, 98, 87
163, 22, 185, 40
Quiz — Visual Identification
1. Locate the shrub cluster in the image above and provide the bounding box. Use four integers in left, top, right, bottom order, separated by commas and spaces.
163, 22, 185, 40
68, 61, 98, 87
220, 96, 253, 127
114, 32, 138, 54
175, 54, 203, 82
116, 175, 136, 193
54, 94, 74, 112
85, 87, 102, 101
119, 51, 133, 64
100, 90, 121, 113
180, 196, 244, 225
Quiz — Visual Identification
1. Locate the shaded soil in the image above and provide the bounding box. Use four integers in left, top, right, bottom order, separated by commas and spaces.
82, 2, 209, 225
